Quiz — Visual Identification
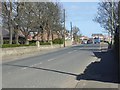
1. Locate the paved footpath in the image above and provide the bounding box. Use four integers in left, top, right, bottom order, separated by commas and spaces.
76, 49, 120, 88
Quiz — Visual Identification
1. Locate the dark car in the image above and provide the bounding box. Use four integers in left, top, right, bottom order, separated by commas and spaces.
87, 40, 93, 44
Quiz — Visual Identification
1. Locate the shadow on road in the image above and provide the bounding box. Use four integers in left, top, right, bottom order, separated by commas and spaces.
3, 64, 78, 77
76, 50, 119, 84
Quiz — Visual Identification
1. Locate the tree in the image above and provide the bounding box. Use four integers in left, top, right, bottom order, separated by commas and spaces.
2, 1, 63, 45
42, 2, 63, 42
94, 1, 119, 45
16, 2, 39, 45
0, 2, 3, 46
2, 1, 13, 44
72, 26, 80, 42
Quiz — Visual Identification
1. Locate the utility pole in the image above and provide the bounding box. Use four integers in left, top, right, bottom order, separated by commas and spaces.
70, 22, 73, 43
63, 9, 66, 47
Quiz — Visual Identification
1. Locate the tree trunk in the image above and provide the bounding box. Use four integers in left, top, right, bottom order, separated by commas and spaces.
25, 36, 29, 45
41, 33, 44, 42
52, 33, 54, 41
25, 39, 29, 45
14, 26, 19, 45
47, 31, 50, 42
15, 33, 19, 45
0, 30, 3, 46
8, 12, 12, 44
9, 2, 13, 45
9, 26, 13, 44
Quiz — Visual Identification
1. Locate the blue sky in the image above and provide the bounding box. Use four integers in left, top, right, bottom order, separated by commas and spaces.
61, 2, 106, 37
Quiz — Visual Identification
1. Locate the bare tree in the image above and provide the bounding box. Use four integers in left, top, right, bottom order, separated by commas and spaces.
94, 1, 118, 39
0, 2, 3, 46
16, 2, 39, 45
2, 1, 63, 45
72, 26, 80, 42
2, 1, 13, 44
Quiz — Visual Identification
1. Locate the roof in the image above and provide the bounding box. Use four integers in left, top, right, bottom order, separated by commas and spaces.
92, 34, 103, 36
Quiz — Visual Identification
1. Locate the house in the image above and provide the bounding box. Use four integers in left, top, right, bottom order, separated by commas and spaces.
92, 34, 105, 41
2, 29, 9, 39
91, 33, 106, 44
80, 36, 89, 44
2, 29, 26, 44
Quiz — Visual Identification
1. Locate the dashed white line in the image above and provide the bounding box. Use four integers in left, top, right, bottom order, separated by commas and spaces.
21, 62, 42, 70
38, 62, 42, 64
22, 67, 27, 70
48, 58, 56, 61
68, 50, 78, 54
74, 50, 77, 52
68, 52, 72, 54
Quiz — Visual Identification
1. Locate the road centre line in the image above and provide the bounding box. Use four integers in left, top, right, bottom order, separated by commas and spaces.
48, 58, 56, 61
68, 52, 72, 54
30, 62, 43, 67
21, 62, 42, 70
68, 50, 77, 54
73, 50, 77, 52
22, 67, 27, 70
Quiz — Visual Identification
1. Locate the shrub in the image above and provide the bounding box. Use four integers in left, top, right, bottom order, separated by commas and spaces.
3, 40, 9, 44
2, 44, 21, 48
40, 42, 51, 45
2, 44, 34, 48
52, 38, 63, 44
29, 40, 36, 46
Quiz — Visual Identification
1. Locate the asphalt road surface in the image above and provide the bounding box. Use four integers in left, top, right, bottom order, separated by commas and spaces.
2, 44, 118, 88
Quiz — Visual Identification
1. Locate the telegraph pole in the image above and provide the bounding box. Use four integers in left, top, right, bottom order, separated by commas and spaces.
63, 9, 66, 47
70, 22, 73, 42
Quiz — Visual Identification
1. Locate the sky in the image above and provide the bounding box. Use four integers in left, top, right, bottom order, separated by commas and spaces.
61, 2, 106, 38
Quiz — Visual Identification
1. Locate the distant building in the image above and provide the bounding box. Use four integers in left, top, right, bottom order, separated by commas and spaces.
2, 29, 9, 39
91, 33, 105, 44
80, 36, 89, 44
92, 34, 105, 41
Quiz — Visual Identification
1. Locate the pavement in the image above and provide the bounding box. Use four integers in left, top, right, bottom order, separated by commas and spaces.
2, 44, 119, 88
75, 49, 119, 88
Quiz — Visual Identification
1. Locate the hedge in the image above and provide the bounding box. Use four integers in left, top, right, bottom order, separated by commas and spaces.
52, 38, 63, 44
2, 44, 30, 48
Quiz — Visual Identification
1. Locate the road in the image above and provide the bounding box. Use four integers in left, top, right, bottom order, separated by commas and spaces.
2, 44, 118, 88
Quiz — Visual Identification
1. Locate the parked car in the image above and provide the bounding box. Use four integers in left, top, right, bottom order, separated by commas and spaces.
94, 37, 100, 44
87, 40, 93, 44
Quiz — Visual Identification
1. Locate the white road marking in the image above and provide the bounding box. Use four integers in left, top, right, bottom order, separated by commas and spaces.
21, 62, 42, 70
22, 67, 27, 70
68, 52, 72, 54
48, 58, 56, 61
30, 65, 35, 67
74, 50, 77, 52
38, 62, 42, 64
